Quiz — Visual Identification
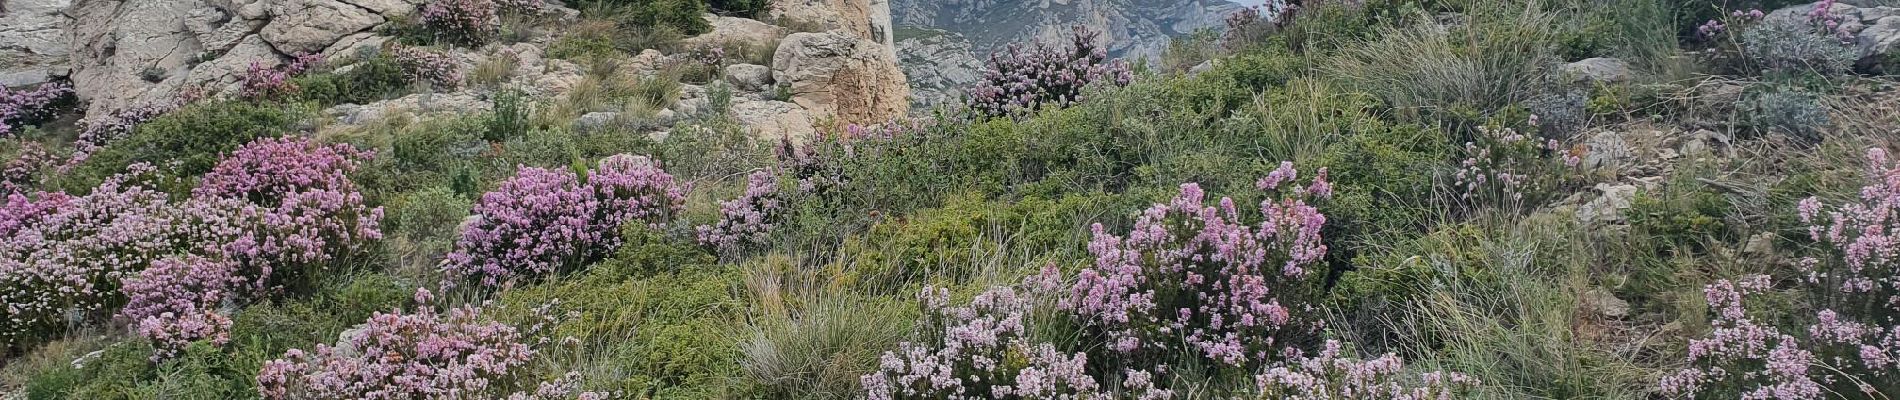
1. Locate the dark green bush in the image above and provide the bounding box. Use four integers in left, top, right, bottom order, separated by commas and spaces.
292, 55, 409, 106
60, 101, 295, 193
491, 227, 737, 398
708, 0, 767, 17
571, 0, 710, 35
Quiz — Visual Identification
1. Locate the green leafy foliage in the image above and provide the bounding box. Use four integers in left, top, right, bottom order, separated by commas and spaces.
60, 101, 296, 193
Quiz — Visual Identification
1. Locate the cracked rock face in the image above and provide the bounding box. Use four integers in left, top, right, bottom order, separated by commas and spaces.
773, 29, 910, 128
260, 0, 387, 55
62, 0, 417, 117
0, 0, 73, 87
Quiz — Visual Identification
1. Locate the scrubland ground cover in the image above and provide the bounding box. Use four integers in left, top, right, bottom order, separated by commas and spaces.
3, 0, 1900, 399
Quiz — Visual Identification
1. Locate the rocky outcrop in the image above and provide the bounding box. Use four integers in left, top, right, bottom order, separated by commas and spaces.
772, 30, 909, 128
891, 0, 1241, 60
1765, 1, 1900, 71
60, 0, 428, 117
259, 0, 390, 54
681, 14, 787, 52
729, 100, 818, 143
770, 0, 894, 52
895, 28, 979, 110
0, 0, 72, 87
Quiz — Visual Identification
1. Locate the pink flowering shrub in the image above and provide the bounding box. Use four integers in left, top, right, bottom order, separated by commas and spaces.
863, 166, 1472, 399
421, 0, 500, 45
239, 53, 323, 100
445, 155, 684, 287
189, 137, 383, 292
117, 255, 238, 359
0, 82, 75, 137
1221, 2, 1295, 50
1450, 118, 1582, 214
696, 169, 783, 254
76, 97, 186, 150
861, 285, 1110, 400
393, 46, 466, 89
1056, 162, 1332, 371
256, 289, 602, 399
1660, 148, 1900, 398
2, 143, 53, 194
1255, 340, 1480, 399
966, 26, 1134, 118
0, 167, 185, 345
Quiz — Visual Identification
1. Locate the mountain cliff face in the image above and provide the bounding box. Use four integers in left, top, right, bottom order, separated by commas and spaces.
891, 0, 1242, 60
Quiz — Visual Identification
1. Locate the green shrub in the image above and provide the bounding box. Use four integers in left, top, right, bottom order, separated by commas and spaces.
292, 55, 410, 106
487, 88, 531, 142
708, 0, 768, 17
492, 227, 738, 398
1737, 84, 1830, 142
60, 101, 296, 192
738, 294, 913, 399
1327, 1, 1564, 113
387, 186, 471, 271
571, 0, 710, 35
11, 273, 409, 400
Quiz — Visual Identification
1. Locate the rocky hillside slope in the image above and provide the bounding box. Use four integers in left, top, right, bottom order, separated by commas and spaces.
892, 0, 1241, 59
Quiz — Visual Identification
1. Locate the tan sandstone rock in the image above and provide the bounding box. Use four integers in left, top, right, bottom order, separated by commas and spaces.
771, 30, 909, 128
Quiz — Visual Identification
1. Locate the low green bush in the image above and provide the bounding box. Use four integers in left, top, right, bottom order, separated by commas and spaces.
292, 55, 409, 106
60, 101, 296, 193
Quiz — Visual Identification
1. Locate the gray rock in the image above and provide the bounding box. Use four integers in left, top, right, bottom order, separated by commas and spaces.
773, 30, 910, 127
1576, 183, 1640, 225
729, 100, 818, 143
725, 63, 774, 92
1581, 288, 1631, 318
261, 0, 388, 54
1561, 58, 1633, 84
574, 112, 621, 133
0, 0, 72, 87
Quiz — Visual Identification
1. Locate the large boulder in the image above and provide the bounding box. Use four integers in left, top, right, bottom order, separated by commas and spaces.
724, 63, 773, 92
62, 0, 426, 117
0, 0, 73, 87
66, 0, 215, 116
681, 14, 787, 52
772, 30, 909, 128
260, 0, 389, 54
730, 100, 818, 143
769, 0, 894, 52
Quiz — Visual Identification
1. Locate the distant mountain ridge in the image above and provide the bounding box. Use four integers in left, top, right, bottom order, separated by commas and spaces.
890, 0, 1244, 60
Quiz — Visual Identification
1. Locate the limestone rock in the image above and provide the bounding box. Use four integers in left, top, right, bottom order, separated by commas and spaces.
1560, 58, 1633, 84
1576, 183, 1640, 225
0, 0, 73, 86
184, 35, 285, 94
772, 30, 910, 127
771, 0, 894, 52
730, 100, 818, 143
260, 0, 387, 54
573, 111, 620, 133
66, 0, 215, 117
682, 15, 787, 52
724, 63, 773, 92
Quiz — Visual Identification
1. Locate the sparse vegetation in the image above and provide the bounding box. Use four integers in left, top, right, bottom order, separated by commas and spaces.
7, 0, 1900, 399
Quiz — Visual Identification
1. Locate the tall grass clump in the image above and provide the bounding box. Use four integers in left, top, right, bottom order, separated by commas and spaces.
1327, 0, 1564, 114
